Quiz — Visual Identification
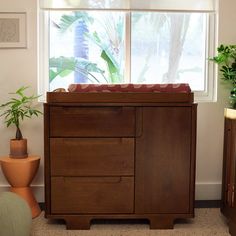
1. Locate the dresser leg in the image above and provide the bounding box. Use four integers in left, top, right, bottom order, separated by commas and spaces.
65, 216, 91, 230
229, 220, 236, 236
149, 215, 174, 229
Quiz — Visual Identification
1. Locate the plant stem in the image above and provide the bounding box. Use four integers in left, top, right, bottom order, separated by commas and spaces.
16, 127, 23, 140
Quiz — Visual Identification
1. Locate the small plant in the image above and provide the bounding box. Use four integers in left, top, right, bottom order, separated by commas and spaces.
210, 44, 236, 108
0, 86, 42, 140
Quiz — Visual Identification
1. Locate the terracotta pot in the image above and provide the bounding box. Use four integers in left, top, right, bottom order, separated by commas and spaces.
0, 156, 41, 218
9, 139, 28, 159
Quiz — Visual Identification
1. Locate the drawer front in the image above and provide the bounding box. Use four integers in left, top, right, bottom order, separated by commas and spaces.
50, 107, 135, 137
50, 138, 134, 176
51, 177, 134, 214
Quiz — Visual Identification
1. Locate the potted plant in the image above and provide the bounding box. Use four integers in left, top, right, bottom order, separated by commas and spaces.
210, 44, 236, 108
0, 86, 42, 158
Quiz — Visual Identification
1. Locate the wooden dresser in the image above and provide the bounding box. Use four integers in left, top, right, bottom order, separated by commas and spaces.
44, 91, 197, 229
221, 108, 236, 236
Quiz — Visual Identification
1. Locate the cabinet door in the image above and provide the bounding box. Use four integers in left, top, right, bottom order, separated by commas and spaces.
222, 117, 236, 212
135, 107, 195, 214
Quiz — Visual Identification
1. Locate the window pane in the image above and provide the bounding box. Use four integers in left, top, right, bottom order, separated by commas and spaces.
131, 12, 207, 91
48, 11, 209, 92
49, 11, 125, 91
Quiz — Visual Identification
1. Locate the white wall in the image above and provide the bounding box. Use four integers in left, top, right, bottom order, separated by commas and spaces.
0, 0, 44, 201
195, 0, 236, 200
0, 0, 235, 201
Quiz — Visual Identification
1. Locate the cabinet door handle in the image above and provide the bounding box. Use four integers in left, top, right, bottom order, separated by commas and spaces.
232, 185, 235, 207
227, 184, 231, 205
227, 184, 235, 207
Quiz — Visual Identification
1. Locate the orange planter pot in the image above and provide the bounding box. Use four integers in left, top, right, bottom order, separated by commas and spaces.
9, 139, 28, 158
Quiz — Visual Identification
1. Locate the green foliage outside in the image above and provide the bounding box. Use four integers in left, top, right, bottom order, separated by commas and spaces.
49, 12, 124, 84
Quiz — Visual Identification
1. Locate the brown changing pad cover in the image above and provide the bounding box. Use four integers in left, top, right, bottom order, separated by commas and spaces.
68, 83, 191, 93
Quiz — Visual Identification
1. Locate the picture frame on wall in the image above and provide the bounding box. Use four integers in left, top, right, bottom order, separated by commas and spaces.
0, 12, 27, 48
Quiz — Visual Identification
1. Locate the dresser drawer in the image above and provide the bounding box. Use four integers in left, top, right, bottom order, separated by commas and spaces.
50, 138, 134, 176
50, 106, 135, 137
51, 177, 134, 214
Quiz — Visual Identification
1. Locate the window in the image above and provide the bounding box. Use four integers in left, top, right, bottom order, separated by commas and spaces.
49, 11, 126, 90
38, 0, 218, 102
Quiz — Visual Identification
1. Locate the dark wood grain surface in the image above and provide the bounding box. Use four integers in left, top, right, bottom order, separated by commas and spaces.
135, 107, 192, 214
51, 176, 134, 214
44, 92, 197, 229
50, 106, 135, 137
50, 138, 134, 176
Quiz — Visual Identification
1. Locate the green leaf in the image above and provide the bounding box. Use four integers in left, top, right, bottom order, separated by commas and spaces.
49, 56, 107, 83
49, 57, 77, 82
101, 50, 117, 74
0, 87, 42, 136
59, 69, 73, 77
101, 50, 122, 83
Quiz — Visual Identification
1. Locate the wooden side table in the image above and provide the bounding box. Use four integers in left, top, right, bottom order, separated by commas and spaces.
0, 156, 41, 218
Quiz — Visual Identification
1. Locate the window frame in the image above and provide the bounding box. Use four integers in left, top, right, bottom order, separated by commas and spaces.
37, 8, 218, 103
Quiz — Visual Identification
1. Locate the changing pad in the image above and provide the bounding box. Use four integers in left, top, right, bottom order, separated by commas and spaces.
68, 83, 191, 93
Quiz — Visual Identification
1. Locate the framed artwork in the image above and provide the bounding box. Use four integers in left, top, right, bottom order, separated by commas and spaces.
0, 12, 27, 48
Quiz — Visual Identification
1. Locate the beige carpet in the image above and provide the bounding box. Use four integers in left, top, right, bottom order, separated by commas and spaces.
31, 209, 230, 236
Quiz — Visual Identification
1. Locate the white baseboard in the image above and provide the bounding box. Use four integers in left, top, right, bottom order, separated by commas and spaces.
195, 182, 222, 200
0, 182, 222, 202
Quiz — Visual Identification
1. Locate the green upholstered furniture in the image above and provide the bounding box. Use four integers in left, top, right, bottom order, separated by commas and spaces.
0, 192, 32, 236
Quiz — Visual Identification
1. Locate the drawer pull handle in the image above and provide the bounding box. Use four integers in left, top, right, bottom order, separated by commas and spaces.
60, 107, 123, 115
63, 177, 122, 184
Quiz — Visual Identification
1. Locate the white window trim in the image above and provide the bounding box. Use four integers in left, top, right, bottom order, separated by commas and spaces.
194, 13, 218, 102
37, 7, 218, 103
39, 0, 216, 12
37, 8, 49, 102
